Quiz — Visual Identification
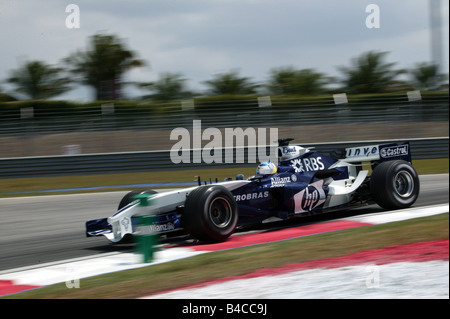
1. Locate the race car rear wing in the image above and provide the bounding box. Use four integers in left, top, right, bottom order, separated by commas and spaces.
343, 142, 411, 164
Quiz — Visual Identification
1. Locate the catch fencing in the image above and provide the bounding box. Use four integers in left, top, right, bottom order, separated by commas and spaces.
0, 91, 448, 159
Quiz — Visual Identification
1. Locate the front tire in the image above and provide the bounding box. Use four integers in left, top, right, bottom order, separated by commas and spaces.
118, 189, 158, 210
370, 160, 420, 210
114, 190, 158, 244
183, 185, 238, 242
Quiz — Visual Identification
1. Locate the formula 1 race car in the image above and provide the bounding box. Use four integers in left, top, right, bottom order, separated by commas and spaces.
86, 138, 420, 243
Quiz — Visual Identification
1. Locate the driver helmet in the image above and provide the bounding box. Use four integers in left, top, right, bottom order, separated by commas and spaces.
256, 161, 277, 176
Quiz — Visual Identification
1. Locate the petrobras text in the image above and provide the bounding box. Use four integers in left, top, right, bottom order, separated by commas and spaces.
234, 191, 269, 202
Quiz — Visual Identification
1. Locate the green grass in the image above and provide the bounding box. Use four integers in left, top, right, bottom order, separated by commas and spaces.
4, 213, 448, 299
0, 166, 257, 197
411, 158, 449, 175
0, 158, 447, 197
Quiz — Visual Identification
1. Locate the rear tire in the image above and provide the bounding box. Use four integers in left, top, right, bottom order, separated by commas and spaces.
183, 185, 238, 242
370, 160, 420, 210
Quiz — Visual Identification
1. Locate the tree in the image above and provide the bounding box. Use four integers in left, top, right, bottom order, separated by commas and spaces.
203, 70, 259, 95
6, 60, 71, 100
338, 51, 404, 94
65, 33, 145, 100
409, 62, 447, 90
138, 73, 194, 100
267, 67, 330, 95
0, 84, 17, 102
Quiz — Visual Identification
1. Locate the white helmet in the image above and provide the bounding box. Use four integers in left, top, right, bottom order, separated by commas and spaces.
256, 161, 277, 176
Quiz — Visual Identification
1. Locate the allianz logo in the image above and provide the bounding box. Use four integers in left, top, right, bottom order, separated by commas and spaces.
135, 222, 176, 234
270, 176, 293, 187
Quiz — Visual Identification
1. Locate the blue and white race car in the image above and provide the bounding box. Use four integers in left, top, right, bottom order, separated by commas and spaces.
86, 138, 420, 243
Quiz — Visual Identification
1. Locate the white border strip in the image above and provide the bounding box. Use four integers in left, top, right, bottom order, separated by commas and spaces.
346, 204, 449, 225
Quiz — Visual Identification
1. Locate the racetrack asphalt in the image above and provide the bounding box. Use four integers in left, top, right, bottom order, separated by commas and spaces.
0, 174, 448, 272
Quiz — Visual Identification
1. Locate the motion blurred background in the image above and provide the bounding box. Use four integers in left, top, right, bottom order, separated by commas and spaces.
0, 0, 448, 167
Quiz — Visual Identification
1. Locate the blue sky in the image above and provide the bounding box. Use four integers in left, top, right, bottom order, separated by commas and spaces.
0, 0, 448, 101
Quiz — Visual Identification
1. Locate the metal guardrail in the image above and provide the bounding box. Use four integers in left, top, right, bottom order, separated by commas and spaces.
0, 137, 447, 178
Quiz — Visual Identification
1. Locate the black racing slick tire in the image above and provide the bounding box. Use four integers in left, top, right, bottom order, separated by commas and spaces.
183, 185, 238, 242
118, 189, 158, 210
370, 160, 420, 210
115, 190, 158, 244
